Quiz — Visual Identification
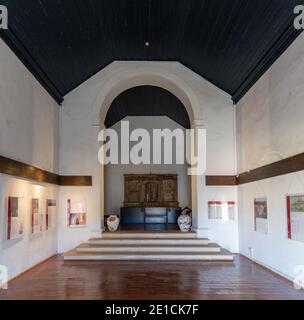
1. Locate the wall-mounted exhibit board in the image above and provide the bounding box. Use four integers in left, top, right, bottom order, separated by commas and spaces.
67, 199, 87, 228
208, 201, 236, 220
31, 198, 43, 234
0, 174, 58, 280
287, 194, 304, 243
7, 196, 24, 241
46, 199, 56, 230
0, 175, 58, 240
254, 197, 268, 234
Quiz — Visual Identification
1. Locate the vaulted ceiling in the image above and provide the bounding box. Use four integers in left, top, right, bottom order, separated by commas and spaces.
0, 0, 303, 105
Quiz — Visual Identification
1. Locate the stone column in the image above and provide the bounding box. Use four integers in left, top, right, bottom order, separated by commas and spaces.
190, 120, 208, 238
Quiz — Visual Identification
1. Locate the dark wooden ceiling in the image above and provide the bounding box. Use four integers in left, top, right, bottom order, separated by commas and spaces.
105, 86, 191, 128
0, 0, 303, 105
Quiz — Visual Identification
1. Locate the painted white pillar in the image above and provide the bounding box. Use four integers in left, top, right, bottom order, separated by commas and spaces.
99, 124, 105, 233
190, 120, 208, 238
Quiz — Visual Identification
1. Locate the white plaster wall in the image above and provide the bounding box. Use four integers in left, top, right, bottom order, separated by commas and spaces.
206, 186, 239, 253
59, 61, 237, 252
0, 39, 59, 280
62, 61, 236, 176
237, 33, 304, 172
236, 33, 304, 279
105, 116, 191, 213
0, 175, 58, 281
0, 39, 59, 173
58, 108, 101, 252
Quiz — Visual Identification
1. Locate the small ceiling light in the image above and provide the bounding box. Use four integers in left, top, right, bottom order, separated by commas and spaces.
145, 41, 150, 47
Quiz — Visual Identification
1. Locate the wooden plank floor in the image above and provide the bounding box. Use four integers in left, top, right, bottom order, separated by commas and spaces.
0, 255, 304, 300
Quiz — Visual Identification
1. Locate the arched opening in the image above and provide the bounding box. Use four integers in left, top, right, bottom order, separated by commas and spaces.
97, 66, 206, 236
103, 85, 191, 230
104, 85, 191, 129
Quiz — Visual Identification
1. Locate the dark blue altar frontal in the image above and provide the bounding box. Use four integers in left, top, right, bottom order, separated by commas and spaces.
120, 207, 181, 226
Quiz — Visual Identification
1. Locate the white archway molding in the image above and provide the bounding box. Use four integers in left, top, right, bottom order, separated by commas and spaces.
91, 61, 219, 236
72, 61, 230, 127
95, 65, 198, 126
62, 61, 232, 237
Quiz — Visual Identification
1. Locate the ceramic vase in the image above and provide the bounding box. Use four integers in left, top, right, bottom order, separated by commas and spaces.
106, 215, 120, 232
177, 213, 192, 232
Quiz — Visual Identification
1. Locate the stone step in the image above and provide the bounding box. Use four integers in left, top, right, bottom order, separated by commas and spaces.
76, 243, 221, 253
88, 237, 210, 245
101, 231, 197, 239
64, 249, 234, 261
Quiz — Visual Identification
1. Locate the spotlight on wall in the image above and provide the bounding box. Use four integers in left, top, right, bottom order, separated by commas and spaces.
145, 41, 150, 47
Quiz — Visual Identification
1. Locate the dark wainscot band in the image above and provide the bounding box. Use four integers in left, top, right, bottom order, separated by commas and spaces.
236, 152, 304, 185
0, 155, 92, 186
2, 151, 304, 187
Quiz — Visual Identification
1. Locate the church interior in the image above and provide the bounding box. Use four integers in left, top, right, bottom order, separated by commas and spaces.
1, 1, 304, 301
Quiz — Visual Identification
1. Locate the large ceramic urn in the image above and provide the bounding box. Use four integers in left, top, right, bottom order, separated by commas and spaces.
106, 215, 120, 232
177, 207, 192, 232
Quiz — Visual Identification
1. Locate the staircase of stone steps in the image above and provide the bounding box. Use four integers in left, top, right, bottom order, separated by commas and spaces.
63, 231, 234, 261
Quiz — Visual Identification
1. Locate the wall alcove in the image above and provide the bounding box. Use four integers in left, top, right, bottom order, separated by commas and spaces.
102, 85, 191, 227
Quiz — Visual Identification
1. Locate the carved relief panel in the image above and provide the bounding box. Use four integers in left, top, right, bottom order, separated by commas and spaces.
124, 174, 178, 207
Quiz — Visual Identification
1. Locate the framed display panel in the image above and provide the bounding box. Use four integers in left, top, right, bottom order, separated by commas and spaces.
208, 201, 235, 220
46, 199, 56, 230
208, 202, 223, 220
228, 201, 236, 220
287, 195, 304, 243
67, 199, 87, 228
254, 197, 268, 234
7, 196, 24, 241
31, 198, 43, 234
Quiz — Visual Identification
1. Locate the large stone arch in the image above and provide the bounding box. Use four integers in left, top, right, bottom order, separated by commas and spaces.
96, 62, 207, 236
98, 76, 195, 127
87, 62, 206, 126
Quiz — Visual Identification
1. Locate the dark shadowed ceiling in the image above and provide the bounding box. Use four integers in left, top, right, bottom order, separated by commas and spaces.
0, 0, 303, 105
105, 86, 191, 128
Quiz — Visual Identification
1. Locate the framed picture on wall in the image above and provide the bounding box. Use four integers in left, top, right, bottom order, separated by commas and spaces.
287, 194, 304, 243
208, 202, 223, 219
228, 201, 236, 220
46, 199, 56, 230
254, 197, 268, 234
67, 199, 87, 228
7, 196, 24, 241
31, 198, 43, 234
208, 201, 236, 221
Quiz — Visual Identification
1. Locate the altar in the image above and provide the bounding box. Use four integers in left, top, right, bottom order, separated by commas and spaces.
120, 174, 181, 227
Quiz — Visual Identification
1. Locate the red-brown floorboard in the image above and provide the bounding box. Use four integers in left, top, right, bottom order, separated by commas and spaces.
0, 255, 303, 300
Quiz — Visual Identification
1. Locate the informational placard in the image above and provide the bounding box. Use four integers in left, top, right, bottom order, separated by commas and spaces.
208, 202, 223, 219
7, 197, 24, 241
254, 197, 268, 234
228, 201, 236, 220
287, 195, 304, 243
67, 199, 87, 228
208, 201, 235, 220
32, 198, 43, 234
46, 199, 56, 230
